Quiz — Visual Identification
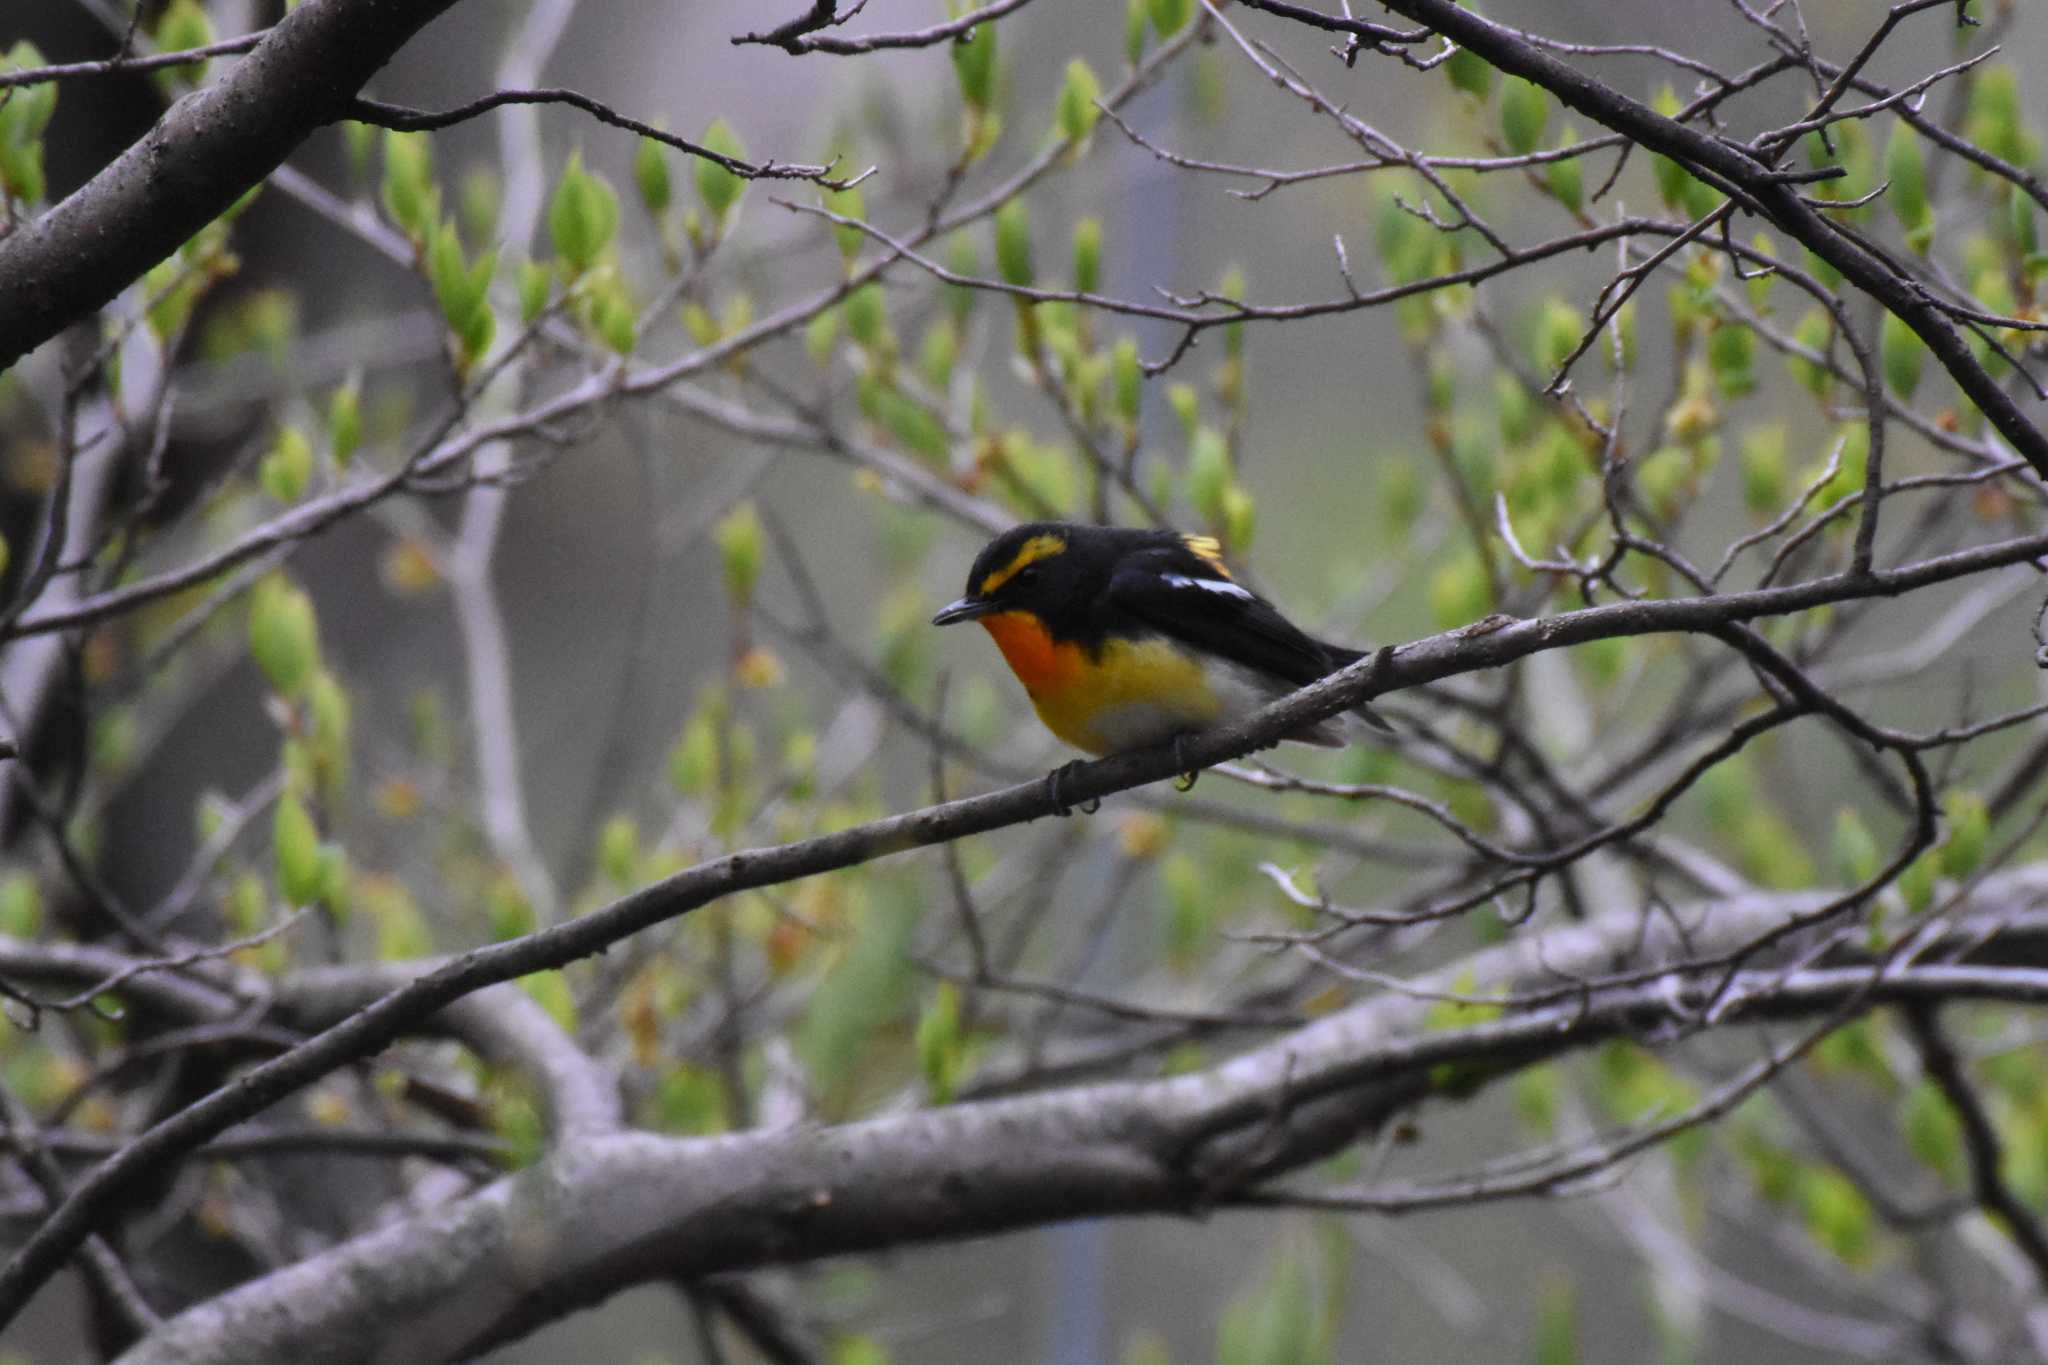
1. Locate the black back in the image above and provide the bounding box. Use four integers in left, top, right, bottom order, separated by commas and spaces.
961, 522, 1342, 684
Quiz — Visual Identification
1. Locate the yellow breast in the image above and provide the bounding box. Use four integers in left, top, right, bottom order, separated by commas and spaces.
980, 614, 1223, 755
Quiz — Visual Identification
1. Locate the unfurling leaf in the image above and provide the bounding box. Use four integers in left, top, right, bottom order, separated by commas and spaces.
1499, 76, 1550, 156
1881, 311, 1923, 399
548, 151, 619, 275
273, 793, 322, 907
634, 135, 672, 215
694, 117, 748, 224
1056, 59, 1102, 148
715, 502, 764, 605
994, 198, 1034, 286
248, 574, 320, 699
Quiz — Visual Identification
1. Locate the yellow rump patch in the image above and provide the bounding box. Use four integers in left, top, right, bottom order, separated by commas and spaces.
978, 533, 1068, 595
1181, 534, 1233, 579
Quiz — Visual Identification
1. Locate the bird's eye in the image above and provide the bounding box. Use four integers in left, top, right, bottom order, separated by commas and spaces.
1013, 566, 1040, 589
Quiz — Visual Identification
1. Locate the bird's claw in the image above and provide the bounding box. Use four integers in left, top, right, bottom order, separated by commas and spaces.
1045, 760, 1099, 816
1173, 734, 1200, 793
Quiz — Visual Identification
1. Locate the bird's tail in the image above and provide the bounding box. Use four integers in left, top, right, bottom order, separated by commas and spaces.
1319, 640, 1394, 733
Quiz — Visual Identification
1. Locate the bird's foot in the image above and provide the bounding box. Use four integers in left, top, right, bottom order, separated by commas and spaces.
1045, 759, 1099, 816
1173, 734, 1200, 793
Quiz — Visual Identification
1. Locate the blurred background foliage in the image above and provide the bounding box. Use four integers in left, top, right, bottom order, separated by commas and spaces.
5, 0, 2048, 1360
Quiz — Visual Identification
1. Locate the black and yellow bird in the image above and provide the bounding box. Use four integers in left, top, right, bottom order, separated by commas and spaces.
931, 522, 1387, 770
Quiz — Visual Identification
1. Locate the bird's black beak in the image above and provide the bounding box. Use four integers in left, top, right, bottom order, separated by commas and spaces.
931, 595, 993, 626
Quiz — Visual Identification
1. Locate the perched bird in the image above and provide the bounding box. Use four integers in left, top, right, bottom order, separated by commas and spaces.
931, 522, 1387, 772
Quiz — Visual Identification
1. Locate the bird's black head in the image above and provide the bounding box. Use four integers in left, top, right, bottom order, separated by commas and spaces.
931, 521, 1133, 633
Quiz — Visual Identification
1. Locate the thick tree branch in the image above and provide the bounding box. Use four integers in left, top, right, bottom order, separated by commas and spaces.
0, 0, 464, 371
114, 880, 2048, 1362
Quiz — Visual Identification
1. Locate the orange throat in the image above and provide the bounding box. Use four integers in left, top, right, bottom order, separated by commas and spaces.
978, 612, 1085, 699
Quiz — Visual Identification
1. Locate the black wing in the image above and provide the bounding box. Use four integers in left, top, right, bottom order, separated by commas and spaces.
1102, 545, 1336, 687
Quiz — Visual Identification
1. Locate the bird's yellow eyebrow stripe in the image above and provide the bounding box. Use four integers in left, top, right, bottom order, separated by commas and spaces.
978, 533, 1068, 595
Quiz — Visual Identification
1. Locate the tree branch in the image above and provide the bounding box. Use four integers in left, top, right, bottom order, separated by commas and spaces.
1245, 0, 2048, 480
11, 524, 2048, 1326
116, 879, 2048, 1361
0, 0, 465, 370
346, 89, 854, 187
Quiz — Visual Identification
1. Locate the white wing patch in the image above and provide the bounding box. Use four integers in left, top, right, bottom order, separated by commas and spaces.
1161, 573, 1254, 601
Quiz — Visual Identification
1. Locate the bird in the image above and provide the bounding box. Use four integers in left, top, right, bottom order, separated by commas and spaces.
931, 522, 1387, 796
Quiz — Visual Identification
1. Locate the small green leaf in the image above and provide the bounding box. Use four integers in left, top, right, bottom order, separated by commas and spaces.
457, 166, 500, 245
634, 135, 672, 214
0, 43, 57, 142
1965, 65, 2026, 166
1789, 307, 1833, 398
1148, 0, 1193, 38
1884, 125, 1930, 241
805, 306, 840, 364
694, 117, 747, 223
825, 181, 867, 266
1187, 426, 1230, 523
952, 20, 998, 111
1708, 321, 1756, 399
1445, 45, 1492, 99
994, 198, 1034, 287
1799, 1164, 1876, 1267
1532, 297, 1582, 375
2011, 185, 2038, 258
1881, 311, 1922, 399
1221, 482, 1255, 550
487, 874, 534, 942
0, 872, 43, 938
328, 380, 362, 469
152, 0, 214, 85
520, 971, 577, 1033
379, 131, 436, 241
1499, 76, 1550, 156
1902, 1080, 1965, 1184
548, 151, 618, 275
517, 258, 551, 324
1112, 336, 1140, 426
915, 982, 965, 1104
1545, 134, 1583, 213
1056, 59, 1102, 148
1429, 551, 1490, 629
1071, 216, 1102, 294
316, 843, 351, 919
0, 139, 46, 205
871, 387, 948, 463
273, 793, 323, 907
843, 282, 888, 352
1897, 848, 1939, 914
260, 426, 314, 503
248, 574, 320, 699
1739, 425, 1787, 517
918, 318, 959, 389
1941, 790, 1989, 879
597, 814, 639, 887
714, 502, 763, 605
